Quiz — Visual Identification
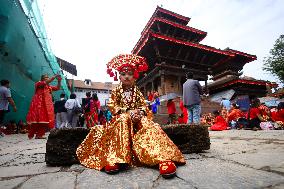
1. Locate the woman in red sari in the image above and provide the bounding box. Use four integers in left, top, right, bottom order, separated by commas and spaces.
26, 74, 61, 139
85, 93, 101, 128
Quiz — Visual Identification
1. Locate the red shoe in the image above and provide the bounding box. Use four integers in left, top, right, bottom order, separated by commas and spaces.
104, 164, 120, 174
159, 160, 176, 178
28, 134, 34, 139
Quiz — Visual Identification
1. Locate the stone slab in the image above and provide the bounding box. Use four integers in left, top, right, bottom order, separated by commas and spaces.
177, 156, 284, 189
205, 130, 284, 175
20, 172, 77, 189
77, 167, 160, 189
0, 177, 28, 189
0, 163, 60, 178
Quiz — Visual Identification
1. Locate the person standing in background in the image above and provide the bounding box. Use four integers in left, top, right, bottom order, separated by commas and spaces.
65, 93, 81, 128
83, 92, 93, 128
26, 74, 61, 139
0, 80, 17, 125
220, 98, 231, 111
182, 72, 202, 124
167, 99, 177, 124
54, 93, 67, 128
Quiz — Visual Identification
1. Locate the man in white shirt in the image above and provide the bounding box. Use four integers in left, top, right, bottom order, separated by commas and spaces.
0, 80, 17, 125
65, 93, 81, 127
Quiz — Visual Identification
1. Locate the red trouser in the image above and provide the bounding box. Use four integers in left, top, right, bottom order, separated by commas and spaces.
28, 123, 47, 138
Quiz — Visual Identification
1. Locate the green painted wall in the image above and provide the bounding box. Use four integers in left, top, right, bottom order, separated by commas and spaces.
0, 0, 70, 123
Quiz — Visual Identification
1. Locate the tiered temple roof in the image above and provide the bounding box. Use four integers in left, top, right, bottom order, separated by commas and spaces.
132, 6, 272, 98
133, 7, 256, 82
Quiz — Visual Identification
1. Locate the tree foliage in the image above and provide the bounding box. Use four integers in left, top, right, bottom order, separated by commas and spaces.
263, 35, 284, 83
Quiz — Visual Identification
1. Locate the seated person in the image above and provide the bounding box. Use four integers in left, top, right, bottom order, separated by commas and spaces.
210, 110, 228, 131
247, 98, 264, 130
76, 54, 185, 178
227, 103, 244, 129
258, 103, 271, 121
271, 102, 284, 129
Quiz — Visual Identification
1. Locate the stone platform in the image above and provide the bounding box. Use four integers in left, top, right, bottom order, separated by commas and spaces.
1, 130, 284, 189
45, 124, 210, 166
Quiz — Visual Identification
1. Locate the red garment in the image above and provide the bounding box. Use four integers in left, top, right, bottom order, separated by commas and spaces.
167, 101, 176, 115
26, 81, 59, 129
210, 116, 228, 131
227, 109, 244, 122
179, 100, 188, 124
259, 104, 270, 117
85, 99, 101, 128
148, 93, 154, 102
178, 116, 183, 124
99, 116, 107, 125
271, 109, 284, 122
28, 123, 46, 138
85, 112, 98, 128
248, 108, 260, 120
93, 100, 101, 111
277, 109, 284, 122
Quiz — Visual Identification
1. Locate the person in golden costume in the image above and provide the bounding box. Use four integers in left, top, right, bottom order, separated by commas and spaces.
76, 54, 185, 178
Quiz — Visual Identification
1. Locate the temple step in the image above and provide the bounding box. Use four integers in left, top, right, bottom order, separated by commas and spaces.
45, 125, 210, 166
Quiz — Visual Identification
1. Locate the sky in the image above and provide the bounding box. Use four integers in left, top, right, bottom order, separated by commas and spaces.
38, 0, 284, 85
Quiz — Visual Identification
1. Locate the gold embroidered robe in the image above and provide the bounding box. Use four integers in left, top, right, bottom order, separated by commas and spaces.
76, 84, 185, 170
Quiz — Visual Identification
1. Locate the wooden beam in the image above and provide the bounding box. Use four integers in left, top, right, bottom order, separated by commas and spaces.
160, 56, 213, 68
137, 66, 160, 86
200, 54, 208, 64
157, 22, 162, 34
181, 30, 187, 40
187, 33, 192, 42
171, 27, 177, 37
165, 25, 171, 36
153, 40, 162, 62
184, 49, 191, 61
155, 63, 210, 76
173, 46, 183, 65
207, 54, 217, 66
166, 45, 173, 59
160, 73, 165, 95
193, 49, 200, 63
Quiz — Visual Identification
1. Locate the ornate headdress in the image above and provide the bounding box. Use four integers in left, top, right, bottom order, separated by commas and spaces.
106, 54, 148, 81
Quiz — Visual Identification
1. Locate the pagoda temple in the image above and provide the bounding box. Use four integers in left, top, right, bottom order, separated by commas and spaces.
132, 6, 276, 100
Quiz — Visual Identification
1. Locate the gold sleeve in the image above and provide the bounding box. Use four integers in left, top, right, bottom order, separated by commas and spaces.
135, 87, 151, 116
107, 88, 123, 115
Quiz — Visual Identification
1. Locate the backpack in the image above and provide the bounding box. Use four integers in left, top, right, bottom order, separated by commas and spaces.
72, 100, 82, 114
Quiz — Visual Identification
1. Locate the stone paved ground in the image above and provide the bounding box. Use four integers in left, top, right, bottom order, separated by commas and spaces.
0, 130, 283, 189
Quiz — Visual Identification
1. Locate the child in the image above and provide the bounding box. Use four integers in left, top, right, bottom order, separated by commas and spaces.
167, 99, 177, 124
76, 54, 185, 178
247, 98, 264, 130
227, 103, 244, 129
179, 98, 188, 124
271, 102, 284, 129
210, 110, 228, 131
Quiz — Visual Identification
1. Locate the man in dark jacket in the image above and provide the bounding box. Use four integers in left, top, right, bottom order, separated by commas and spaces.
182, 72, 203, 124
54, 93, 67, 128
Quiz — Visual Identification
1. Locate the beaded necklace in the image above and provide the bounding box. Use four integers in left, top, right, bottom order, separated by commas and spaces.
120, 84, 136, 108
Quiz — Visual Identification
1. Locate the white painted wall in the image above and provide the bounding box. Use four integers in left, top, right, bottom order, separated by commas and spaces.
73, 88, 111, 106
